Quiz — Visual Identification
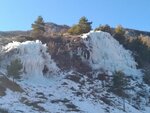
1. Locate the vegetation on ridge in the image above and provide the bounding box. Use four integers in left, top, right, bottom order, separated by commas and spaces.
67, 16, 92, 35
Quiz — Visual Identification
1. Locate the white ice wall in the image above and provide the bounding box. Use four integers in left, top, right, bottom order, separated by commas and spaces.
82, 31, 142, 76
2, 40, 58, 77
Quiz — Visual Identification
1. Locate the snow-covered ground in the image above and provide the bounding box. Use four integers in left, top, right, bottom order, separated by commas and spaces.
0, 71, 150, 113
0, 31, 150, 113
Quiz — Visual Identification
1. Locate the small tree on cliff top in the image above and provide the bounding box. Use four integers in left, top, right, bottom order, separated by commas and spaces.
68, 16, 92, 35
31, 16, 45, 39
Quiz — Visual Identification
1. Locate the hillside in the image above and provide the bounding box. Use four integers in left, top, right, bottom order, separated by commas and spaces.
0, 30, 150, 113
0, 31, 30, 38
0, 22, 69, 38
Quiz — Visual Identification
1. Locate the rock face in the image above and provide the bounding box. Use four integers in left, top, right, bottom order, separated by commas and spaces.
47, 35, 92, 73
44, 22, 70, 37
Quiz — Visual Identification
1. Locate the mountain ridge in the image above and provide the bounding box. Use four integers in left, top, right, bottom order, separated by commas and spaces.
0, 22, 150, 38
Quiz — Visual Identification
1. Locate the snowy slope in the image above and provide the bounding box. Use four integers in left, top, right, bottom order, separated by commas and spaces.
81, 31, 142, 76
0, 71, 150, 113
0, 33, 150, 113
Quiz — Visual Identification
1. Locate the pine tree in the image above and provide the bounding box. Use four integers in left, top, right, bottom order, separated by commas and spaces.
68, 16, 92, 35
78, 16, 92, 33
111, 71, 129, 111
7, 59, 23, 82
31, 16, 45, 39
112, 71, 129, 96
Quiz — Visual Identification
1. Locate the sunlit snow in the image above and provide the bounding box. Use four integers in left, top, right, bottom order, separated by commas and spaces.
2, 40, 58, 78
82, 31, 142, 76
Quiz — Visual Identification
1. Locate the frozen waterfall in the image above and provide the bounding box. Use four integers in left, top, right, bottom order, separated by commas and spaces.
2, 40, 59, 77
81, 31, 142, 76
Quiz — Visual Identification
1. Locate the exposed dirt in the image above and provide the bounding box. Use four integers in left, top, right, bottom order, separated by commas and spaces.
0, 76, 24, 96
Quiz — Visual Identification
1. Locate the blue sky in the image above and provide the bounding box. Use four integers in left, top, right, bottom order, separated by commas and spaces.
0, 0, 150, 31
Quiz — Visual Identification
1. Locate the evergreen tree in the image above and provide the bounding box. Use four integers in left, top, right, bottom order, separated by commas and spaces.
31, 16, 45, 39
7, 59, 23, 82
111, 71, 129, 111
111, 71, 129, 96
95, 24, 112, 35
78, 16, 92, 33
68, 16, 92, 35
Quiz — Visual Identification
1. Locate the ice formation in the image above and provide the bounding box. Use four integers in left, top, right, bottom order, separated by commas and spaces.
82, 31, 142, 76
2, 40, 58, 77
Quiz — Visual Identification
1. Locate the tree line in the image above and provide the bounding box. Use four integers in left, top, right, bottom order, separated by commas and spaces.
31, 16, 126, 38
